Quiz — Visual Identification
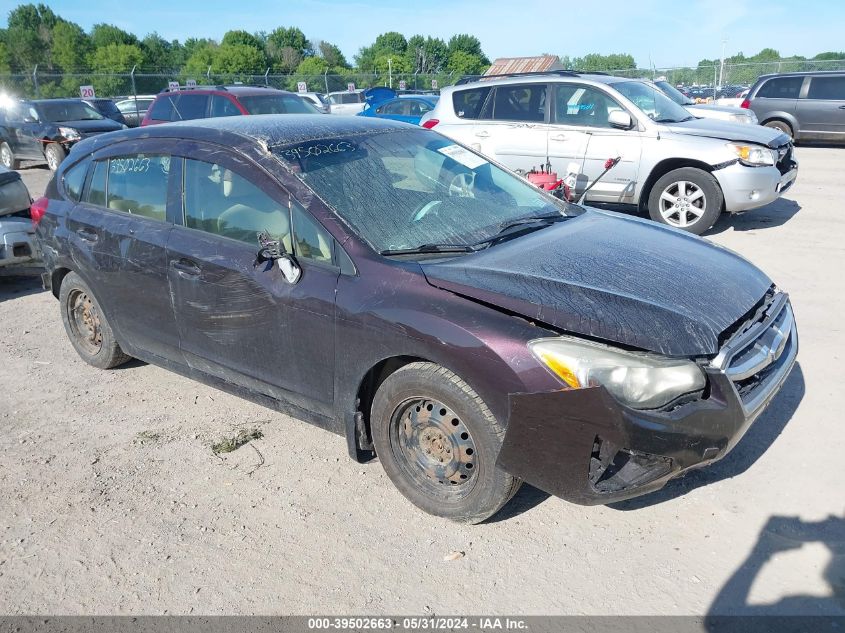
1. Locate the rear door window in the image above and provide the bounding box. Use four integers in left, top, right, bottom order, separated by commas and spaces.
106, 155, 171, 221
757, 77, 804, 99
807, 76, 845, 100
452, 86, 492, 119
211, 95, 241, 117
488, 84, 547, 122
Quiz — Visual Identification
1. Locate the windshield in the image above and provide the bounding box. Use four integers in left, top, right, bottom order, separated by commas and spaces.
37, 101, 104, 122
273, 129, 569, 254
654, 81, 694, 106
237, 94, 319, 115
615, 81, 693, 123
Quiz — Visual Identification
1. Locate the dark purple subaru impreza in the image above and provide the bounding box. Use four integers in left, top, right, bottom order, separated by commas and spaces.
35, 115, 797, 522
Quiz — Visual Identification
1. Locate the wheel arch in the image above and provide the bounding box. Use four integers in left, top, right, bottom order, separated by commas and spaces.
759, 114, 798, 139
50, 266, 72, 299
639, 158, 720, 213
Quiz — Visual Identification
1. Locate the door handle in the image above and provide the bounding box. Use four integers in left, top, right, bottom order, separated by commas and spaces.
76, 228, 98, 243
171, 258, 201, 277
550, 134, 567, 141
474, 131, 490, 138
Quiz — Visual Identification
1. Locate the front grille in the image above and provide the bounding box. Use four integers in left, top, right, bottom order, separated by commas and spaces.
776, 143, 794, 176
712, 293, 797, 414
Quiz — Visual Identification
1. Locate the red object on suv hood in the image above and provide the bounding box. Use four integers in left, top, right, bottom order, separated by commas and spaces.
421, 119, 439, 129
30, 196, 48, 226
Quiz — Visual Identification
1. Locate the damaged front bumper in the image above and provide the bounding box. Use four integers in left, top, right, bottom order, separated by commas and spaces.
497, 297, 798, 505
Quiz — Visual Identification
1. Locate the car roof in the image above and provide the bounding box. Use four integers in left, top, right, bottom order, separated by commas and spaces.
70, 113, 414, 157
155, 86, 299, 97
756, 70, 845, 79
444, 73, 631, 92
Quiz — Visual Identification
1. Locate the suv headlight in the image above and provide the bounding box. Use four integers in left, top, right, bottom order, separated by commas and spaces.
729, 112, 757, 125
58, 126, 81, 140
528, 337, 706, 410
728, 142, 776, 166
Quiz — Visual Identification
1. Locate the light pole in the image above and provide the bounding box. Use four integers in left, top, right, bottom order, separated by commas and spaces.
388, 58, 392, 89
718, 38, 727, 91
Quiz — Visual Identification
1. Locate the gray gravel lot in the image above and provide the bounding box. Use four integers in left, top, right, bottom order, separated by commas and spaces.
1, 150, 843, 615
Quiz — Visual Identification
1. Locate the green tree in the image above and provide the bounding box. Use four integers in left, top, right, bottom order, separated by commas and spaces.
316, 40, 348, 69
0, 40, 11, 74
89, 43, 143, 95
295, 56, 328, 75
210, 43, 265, 75
373, 31, 407, 56
447, 34, 488, 64
221, 30, 263, 51
141, 32, 179, 70
406, 35, 447, 74
373, 52, 411, 75
447, 50, 486, 75
571, 53, 636, 72
90, 23, 137, 49
183, 37, 216, 60
266, 26, 310, 72
813, 51, 845, 60
5, 3, 59, 70
183, 42, 217, 77
51, 20, 91, 72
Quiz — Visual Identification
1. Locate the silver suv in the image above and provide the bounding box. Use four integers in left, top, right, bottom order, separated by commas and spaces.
421, 71, 798, 234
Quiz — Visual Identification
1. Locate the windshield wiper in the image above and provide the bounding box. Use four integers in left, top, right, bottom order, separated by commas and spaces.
379, 243, 477, 256
472, 213, 569, 248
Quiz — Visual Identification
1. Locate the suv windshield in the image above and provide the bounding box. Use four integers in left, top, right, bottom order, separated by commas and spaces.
237, 94, 318, 115
654, 81, 694, 106
37, 101, 104, 122
274, 129, 569, 254
615, 81, 693, 123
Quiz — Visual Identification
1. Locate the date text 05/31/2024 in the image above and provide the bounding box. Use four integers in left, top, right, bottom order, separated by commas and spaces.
307, 617, 528, 630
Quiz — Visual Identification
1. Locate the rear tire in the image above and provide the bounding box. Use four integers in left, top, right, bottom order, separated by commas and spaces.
371, 362, 521, 523
44, 143, 66, 171
59, 272, 132, 369
764, 119, 793, 140
0, 142, 18, 169
647, 167, 723, 235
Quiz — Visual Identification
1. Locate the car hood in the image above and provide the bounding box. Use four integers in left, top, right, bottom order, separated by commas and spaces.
421, 210, 772, 357
660, 117, 788, 147
686, 103, 748, 115
53, 119, 123, 133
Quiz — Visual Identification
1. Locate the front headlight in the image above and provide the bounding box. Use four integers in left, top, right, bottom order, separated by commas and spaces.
58, 126, 81, 140
528, 337, 706, 410
727, 142, 776, 166
729, 112, 757, 125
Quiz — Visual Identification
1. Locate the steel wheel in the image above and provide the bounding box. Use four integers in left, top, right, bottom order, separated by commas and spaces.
391, 397, 478, 497
658, 180, 707, 228
67, 288, 103, 355
45, 145, 62, 171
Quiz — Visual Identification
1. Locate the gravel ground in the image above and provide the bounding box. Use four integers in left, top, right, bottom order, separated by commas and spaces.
1, 150, 843, 616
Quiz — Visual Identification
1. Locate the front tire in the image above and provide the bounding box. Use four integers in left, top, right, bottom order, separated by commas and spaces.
647, 167, 723, 235
44, 143, 66, 171
0, 142, 18, 169
764, 119, 793, 140
59, 272, 132, 369
371, 362, 521, 523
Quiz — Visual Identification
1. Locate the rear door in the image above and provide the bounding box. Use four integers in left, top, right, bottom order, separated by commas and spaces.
797, 74, 845, 139
471, 83, 550, 173
166, 148, 340, 416
66, 141, 182, 362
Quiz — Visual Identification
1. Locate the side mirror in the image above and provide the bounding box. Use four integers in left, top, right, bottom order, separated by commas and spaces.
276, 254, 302, 284
255, 231, 301, 284
608, 110, 633, 130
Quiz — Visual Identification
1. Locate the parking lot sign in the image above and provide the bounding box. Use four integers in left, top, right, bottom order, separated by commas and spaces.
431, 79, 438, 90
168, 81, 179, 91
186, 79, 197, 88
348, 83, 356, 92
79, 85, 95, 99
399, 80, 407, 91
297, 81, 307, 93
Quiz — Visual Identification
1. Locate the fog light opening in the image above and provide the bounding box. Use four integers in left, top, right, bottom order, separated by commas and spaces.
589, 436, 673, 494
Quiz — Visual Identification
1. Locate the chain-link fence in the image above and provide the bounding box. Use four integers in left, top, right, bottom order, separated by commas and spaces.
1, 59, 843, 100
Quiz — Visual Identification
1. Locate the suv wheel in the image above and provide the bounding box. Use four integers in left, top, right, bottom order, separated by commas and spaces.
371, 362, 521, 523
0, 142, 18, 169
763, 120, 794, 140
45, 143, 66, 171
647, 167, 723, 235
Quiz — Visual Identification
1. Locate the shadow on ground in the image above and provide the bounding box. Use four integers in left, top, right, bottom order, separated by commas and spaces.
708, 197, 801, 234
609, 362, 805, 511
0, 274, 44, 303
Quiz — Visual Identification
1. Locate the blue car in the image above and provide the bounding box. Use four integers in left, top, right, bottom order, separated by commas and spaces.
357, 95, 439, 125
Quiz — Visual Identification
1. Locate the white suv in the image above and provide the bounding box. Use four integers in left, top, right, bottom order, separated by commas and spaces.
421, 72, 798, 234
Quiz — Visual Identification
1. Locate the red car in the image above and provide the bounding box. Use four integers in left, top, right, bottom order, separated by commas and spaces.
141, 85, 318, 126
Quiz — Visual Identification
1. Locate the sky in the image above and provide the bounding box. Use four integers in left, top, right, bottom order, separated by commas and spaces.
3, 0, 843, 68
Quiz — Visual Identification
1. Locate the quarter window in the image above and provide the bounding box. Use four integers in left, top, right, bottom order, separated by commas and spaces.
183, 158, 292, 249
63, 157, 90, 202
292, 203, 334, 264
86, 160, 107, 206
106, 155, 170, 221
757, 77, 803, 99
488, 84, 547, 122
807, 76, 845, 100
452, 87, 491, 119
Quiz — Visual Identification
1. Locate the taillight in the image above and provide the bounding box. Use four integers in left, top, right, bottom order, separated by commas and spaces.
421, 119, 439, 129
740, 98, 751, 109
30, 196, 48, 227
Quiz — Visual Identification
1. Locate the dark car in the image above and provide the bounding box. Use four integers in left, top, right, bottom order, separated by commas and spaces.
0, 165, 40, 273
33, 115, 797, 523
80, 98, 127, 126
141, 85, 319, 126
115, 96, 156, 128
743, 71, 845, 142
0, 99, 124, 171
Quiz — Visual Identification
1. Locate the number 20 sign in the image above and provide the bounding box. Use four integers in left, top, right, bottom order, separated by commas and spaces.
79, 85, 95, 99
